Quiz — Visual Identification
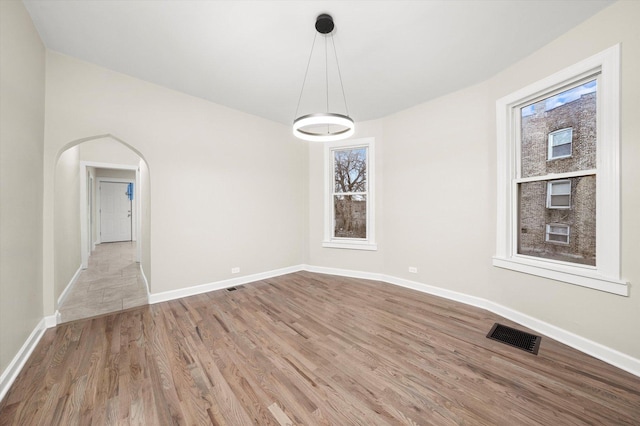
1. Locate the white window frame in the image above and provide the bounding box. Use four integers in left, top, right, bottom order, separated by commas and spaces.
323, 137, 377, 250
548, 128, 573, 160
494, 44, 628, 296
546, 224, 570, 245
546, 179, 571, 209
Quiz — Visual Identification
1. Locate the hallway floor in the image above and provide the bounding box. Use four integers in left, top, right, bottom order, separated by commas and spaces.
58, 241, 148, 323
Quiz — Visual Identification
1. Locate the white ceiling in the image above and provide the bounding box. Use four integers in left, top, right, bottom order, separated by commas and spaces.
23, 0, 614, 125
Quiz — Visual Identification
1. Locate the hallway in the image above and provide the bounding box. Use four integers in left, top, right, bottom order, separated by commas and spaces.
58, 241, 148, 323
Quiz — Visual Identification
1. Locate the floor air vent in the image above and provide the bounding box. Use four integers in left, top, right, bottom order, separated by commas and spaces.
487, 323, 541, 355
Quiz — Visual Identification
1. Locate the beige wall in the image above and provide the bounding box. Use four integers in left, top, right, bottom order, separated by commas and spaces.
79, 138, 141, 166
54, 146, 81, 304
307, 76, 492, 296
0, 0, 45, 373
43, 51, 307, 300
382, 82, 493, 296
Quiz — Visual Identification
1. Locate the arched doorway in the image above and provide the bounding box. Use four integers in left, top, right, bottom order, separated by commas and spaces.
53, 135, 151, 322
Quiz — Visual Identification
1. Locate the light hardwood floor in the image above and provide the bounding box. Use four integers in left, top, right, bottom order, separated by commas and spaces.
1, 272, 638, 425
58, 241, 148, 323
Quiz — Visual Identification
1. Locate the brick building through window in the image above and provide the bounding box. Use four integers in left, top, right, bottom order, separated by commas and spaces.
518, 84, 596, 266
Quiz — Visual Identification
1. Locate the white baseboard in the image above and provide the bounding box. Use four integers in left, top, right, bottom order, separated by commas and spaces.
57, 264, 83, 308
148, 265, 305, 304
0, 317, 49, 403
46, 313, 59, 328
303, 264, 384, 282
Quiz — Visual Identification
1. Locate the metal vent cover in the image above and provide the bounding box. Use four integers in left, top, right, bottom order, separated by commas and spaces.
487, 323, 541, 355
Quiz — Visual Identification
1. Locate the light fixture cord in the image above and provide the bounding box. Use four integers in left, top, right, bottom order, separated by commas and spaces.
293, 32, 318, 121
325, 35, 329, 113
331, 34, 350, 117
325, 35, 329, 134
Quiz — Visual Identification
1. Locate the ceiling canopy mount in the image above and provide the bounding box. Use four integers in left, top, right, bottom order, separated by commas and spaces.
315, 14, 334, 34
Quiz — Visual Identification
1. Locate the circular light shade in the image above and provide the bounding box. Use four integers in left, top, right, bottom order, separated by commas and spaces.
293, 113, 355, 142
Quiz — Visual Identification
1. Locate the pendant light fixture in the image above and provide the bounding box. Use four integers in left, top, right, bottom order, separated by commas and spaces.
293, 14, 354, 142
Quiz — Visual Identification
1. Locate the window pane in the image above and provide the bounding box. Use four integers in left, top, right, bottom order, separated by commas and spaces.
518, 175, 595, 265
551, 129, 572, 146
520, 80, 596, 177
550, 194, 570, 207
334, 148, 367, 193
548, 233, 569, 243
552, 143, 572, 158
334, 194, 366, 238
549, 225, 569, 235
550, 181, 570, 195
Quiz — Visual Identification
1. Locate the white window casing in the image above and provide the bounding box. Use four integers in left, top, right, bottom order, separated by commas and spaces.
323, 137, 377, 250
494, 44, 628, 296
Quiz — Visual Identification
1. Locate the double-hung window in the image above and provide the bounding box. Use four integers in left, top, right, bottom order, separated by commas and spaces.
494, 45, 628, 296
323, 137, 376, 250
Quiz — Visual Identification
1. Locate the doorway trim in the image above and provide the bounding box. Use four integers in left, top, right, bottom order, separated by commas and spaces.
80, 161, 141, 269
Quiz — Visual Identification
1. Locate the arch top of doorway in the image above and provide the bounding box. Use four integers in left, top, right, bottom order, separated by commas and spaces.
54, 133, 149, 171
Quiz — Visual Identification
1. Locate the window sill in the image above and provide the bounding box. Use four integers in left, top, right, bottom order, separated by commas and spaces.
492, 256, 628, 296
322, 241, 378, 251
547, 155, 572, 162
544, 241, 570, 246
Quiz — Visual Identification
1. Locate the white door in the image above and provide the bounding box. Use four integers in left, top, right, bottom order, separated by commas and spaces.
100, 182, 132, 243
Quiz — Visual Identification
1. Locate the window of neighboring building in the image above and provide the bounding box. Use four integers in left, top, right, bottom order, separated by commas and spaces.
494, 44, 628, 296
323, 137, 376, 250
546, 180, 571, 209
548, 128, 573, 160
546, 224, 570, 244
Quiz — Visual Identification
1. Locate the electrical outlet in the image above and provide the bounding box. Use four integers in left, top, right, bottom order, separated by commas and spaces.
408, 267, 418, 273
231, 267, 240, 274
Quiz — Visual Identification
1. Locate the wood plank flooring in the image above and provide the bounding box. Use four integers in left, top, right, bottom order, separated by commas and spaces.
1, 271, 639, 425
